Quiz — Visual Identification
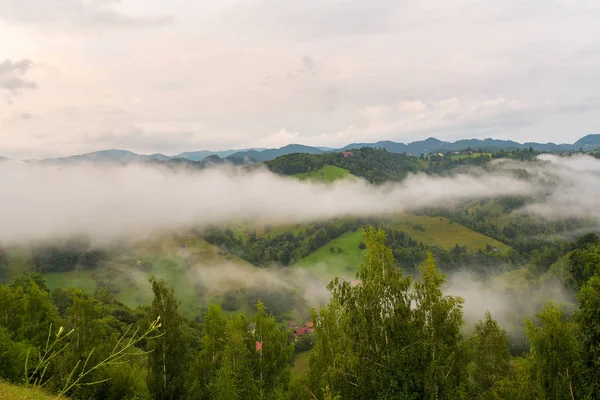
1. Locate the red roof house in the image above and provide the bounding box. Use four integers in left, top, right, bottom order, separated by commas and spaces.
293, 321, 315, 337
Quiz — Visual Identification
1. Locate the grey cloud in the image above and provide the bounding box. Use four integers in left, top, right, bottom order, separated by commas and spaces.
20, 113, 33, 120
302, 56, 315, 70
0, 59, 37, 97
0, 0, 173, 29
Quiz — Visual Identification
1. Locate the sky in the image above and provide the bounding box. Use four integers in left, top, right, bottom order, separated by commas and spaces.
1, 0, 599, 159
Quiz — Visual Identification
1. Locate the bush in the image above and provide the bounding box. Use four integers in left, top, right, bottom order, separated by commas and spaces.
294, 333, 317, 353
0, 328, 34, 382
358, 242, 367, 250
221, 291, 241, 311
412, 224, 425, 231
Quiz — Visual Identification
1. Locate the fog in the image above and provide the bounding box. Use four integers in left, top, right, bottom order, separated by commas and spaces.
0, 160, 534, 245
444, 270, 575, 338
187, 261, 332, 309
2, 154, 599, 334
523, 154, 600, 221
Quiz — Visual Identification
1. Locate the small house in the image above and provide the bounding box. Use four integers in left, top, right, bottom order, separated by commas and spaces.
342, 151, 353, 157
293, 321, 315, 337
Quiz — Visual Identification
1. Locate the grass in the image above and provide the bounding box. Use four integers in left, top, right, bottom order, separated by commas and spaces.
0, 381, 59, 400
292, 350, 312, 377
294, 165, 353, 182
293, 231, 364, 281
449, 152, 492, 160
388, 214, 510, 253
38, 233, 264, 318
291, 213, 511, 282
43, 271, 98, 294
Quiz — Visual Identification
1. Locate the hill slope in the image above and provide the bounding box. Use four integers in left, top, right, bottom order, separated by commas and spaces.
267, 147, 423, 183
575, 134, 600, 146
27, 235, 263, 317
0, 382, 58, 400
40, 149, 169, 164
292, 214, 511, 281
29, 134, 599, 163
294, 165, 353, 182
230, 144, 323, 162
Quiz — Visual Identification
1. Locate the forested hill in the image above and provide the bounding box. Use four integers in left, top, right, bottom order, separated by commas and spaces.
266, 147, 423, 183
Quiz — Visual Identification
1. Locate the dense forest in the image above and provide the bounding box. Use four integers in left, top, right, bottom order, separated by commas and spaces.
265, 147, 547, 183
266, 148, 423, 183
1, 227, 600, 399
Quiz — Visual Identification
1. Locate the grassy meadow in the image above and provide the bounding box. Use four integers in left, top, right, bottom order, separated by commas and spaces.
294, 165, 354, 182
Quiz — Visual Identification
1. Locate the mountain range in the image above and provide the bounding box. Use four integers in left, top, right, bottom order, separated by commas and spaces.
5, 134, 600, 164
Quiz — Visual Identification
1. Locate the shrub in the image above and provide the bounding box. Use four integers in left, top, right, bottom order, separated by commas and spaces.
221, 291, 241, 311
412, 224, 425, 231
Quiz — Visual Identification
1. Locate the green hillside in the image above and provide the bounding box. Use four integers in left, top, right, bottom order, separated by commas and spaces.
293, 230, 364, 280
292, 214, 511, 281
34, 235, 263, 317
0, 382, 58, 400
267, 147, 423, 184
294, 165, 353, 182
388, 214, 510, 252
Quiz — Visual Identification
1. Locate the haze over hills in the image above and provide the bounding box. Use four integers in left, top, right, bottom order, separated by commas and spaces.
10, 134, 596, 164
174, 148, 266, 161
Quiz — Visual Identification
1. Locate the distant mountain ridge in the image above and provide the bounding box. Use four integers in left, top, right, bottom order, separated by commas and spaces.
14, 134, 599, 164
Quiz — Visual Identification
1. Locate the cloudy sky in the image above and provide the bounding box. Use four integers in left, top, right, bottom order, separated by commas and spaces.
1, 0, 599, 158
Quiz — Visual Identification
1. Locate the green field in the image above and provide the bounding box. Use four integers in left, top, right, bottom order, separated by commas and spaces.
449, 152, 492, 160
291, 214, 510, 282
293, 231, 364, 281
292, 350, 312, 377
388, 214, 510, 252
38, 234, 264, 317
294, 165, 353, 182
0, 382, 58, 400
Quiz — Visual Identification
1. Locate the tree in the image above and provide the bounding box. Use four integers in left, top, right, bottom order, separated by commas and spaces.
147, 278, 188, 400
309, 228, 432, 399
10, 272, 50, 293
211, 315, 257, 400
468, 311, 511, 397
189, 305, 228, 400
413, 252, 466, 399
252, 300, 294, 398
576, 275, 600, 398
525, 302, 580, 400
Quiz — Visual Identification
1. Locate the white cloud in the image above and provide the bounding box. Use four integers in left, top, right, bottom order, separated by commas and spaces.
0, 154, 599, 247
260, 129, 300, 148
1, 0, 600, 157
0, 0, 173, 30
0, 161, 534, 245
